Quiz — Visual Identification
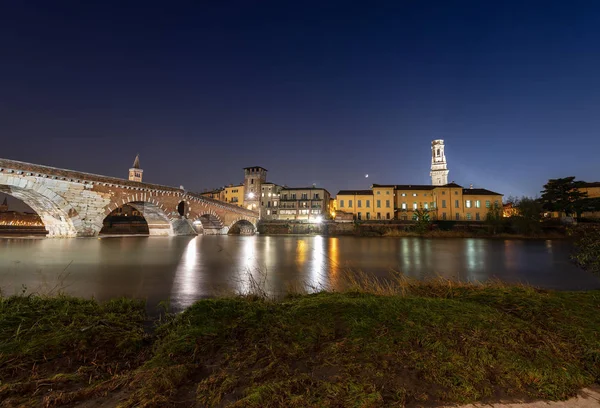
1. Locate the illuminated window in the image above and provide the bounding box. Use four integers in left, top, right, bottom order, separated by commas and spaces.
413, 202, 417, 210
424, 203, 429, 209
401, 193, 406, 197
476, 200, 481, 208
401, 203, 407, 209
413, 193, 417, 197
466, 200, 472, 208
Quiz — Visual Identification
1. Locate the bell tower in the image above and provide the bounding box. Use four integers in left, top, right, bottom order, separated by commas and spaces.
430, 140, 449, 186
128, 154, 143, 182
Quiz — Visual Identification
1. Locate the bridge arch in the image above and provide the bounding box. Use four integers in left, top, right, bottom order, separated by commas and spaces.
0, 176, 82, 237
192, 212, 226, 235
228, 218, 256, 235
95, 196, 175, 236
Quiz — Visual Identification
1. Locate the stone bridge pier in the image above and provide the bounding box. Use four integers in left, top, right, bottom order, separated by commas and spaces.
0, 159, 258, 237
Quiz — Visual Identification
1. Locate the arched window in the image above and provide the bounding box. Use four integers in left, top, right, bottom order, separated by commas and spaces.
436, 149, 440, 157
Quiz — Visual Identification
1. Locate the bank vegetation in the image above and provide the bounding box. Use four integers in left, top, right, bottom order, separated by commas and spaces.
1, 274, 600, 407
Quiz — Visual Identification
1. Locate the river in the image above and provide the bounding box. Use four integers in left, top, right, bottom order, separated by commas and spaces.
1, 236, 599, 313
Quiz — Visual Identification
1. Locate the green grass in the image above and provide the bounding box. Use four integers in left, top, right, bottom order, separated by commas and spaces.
1, 283, 599, 407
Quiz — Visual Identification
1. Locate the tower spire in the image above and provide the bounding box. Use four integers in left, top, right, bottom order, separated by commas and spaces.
430, 139, 449, 186
128, 154, 143, 182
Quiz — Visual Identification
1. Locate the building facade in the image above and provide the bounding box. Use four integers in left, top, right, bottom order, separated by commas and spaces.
260, 182, 282, 220
337, 183, 502, 222
278, 187, 331, 221
430, 139, 449, 186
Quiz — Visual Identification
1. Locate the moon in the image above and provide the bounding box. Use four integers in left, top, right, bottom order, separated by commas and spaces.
365, 174, 369, 178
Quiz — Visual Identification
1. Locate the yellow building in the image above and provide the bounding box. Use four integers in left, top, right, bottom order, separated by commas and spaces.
336, 183, 502, 222
223, 184, 245, 207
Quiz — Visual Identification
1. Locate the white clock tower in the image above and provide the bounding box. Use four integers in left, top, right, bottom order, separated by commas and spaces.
430, 139, 449, 186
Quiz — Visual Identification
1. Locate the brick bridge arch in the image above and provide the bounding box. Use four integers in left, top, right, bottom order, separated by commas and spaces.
0, 158, 258, 237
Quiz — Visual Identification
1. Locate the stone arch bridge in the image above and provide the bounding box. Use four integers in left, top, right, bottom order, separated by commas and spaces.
0, 158, 258, 237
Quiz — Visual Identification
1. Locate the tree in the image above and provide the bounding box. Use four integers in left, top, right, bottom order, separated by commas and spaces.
485, 202, 504, 234
540, 177, 588, 217
413, 208, 432, 234
512, 196, 543, 235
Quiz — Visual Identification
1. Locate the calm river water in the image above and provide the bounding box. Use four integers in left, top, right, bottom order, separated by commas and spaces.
1, 236, 599, 312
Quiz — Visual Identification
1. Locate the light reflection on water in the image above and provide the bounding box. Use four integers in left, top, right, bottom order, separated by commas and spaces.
1, 236, 599, 313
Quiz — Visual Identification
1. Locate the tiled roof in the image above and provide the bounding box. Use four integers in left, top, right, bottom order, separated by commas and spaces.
337, 190, 373, 196
463, 188, 502, 196
582, 182, 600, 188
372, 184, 436, 190
281, 187, 331, 195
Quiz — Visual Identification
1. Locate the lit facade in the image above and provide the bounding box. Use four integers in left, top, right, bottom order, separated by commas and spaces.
337, 184, 502, 222
278, 187, 331, 221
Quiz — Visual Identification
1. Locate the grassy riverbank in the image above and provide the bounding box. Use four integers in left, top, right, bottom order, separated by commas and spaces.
1, 282, 600, 407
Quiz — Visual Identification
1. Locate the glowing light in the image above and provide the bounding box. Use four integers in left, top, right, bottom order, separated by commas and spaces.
314, 216, 323, 224
365, 174, 369, 178
248, 192, 255, 199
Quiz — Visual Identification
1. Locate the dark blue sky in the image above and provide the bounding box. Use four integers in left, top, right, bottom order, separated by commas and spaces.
2, 1, 600, 210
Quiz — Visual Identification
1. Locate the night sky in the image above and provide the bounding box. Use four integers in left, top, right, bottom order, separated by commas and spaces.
2, 1, 600, 211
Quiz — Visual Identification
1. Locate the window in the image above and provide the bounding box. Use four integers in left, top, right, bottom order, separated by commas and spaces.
377, 200, 381, 208
251, 179, 254, 184
431, 201, 435, 208
413, 193, 417, 197
366, 200, 370, 207
494, 200, 499, 206
455, 213, 460, 220
485, 200, 491, 208
377, 212, 381, 219
267, 201, 271, 207
437, 148, 440, 156
466, 200, 472, 208
357, 212, 362, 220
466, 213, 472, 220
340, 200, 344, 208
262, 193, 264, 197
401, 202, 407, 209
476, 200, 481, 208
413, 202, 418, 210
386, 200, 390, 208
476, 213, 480, 221
454, 191, 458, 195
401, 193, 406, 197
314, 193, 320, 199
301, 193, 308, 200
386, 191, 390, 195
442, 191, 446, 195
377, 191, 381, 195
455, 200, 459, 208
386, 213, 390, 219
267, 210, 271, 215
424, 203, 429, 209
442, 200, 447, 208
274, 201, 278, 207
442, 212, 447, 220
349, 200, 353, 208
366, 213, 370, 220
291, 193, 296, 200
358, 200, 362, 208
